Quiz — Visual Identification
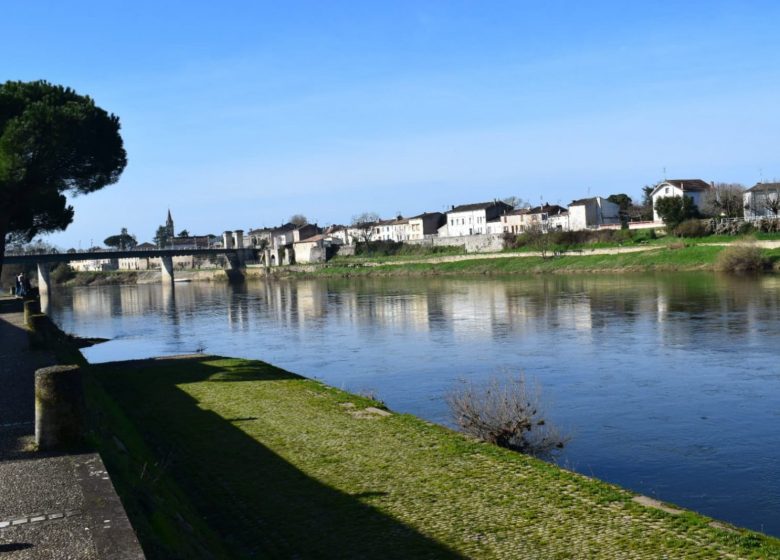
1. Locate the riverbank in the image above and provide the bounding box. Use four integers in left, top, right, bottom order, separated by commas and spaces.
50, 241, 780, 287
292, 243, 780, 277
87, 354, 780, 559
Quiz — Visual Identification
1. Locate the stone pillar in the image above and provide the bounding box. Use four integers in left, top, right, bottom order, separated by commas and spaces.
233, 229, 244, 249
161, 255, 175, 285
37, 262, 51, 297
35, 365, 84, 450
223, 231, 234, 249
23, 299, 39, 328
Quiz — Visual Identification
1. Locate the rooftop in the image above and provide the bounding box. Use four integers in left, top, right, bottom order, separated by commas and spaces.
448, 201, 513, 213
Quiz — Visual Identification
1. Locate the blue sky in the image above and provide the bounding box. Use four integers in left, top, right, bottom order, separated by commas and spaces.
6, 1, 780, 247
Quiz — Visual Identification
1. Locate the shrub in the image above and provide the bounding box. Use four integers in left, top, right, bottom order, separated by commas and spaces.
446, 375, 568, 459
673, 219, 708, 238
716, 244, 768, 272
354, 241, 464, 257
51, 263, 76, 284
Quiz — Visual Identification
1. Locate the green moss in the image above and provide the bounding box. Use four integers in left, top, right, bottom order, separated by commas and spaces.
86, 356, 780, 559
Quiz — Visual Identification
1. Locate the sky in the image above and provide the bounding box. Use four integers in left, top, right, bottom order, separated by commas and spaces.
5, 0, 780, 248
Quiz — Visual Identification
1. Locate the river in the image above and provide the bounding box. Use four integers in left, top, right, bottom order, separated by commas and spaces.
46, 273, 780, 536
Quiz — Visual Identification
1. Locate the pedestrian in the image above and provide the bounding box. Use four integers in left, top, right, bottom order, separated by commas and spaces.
17, 273, 27, 298
15, 273, 22, 297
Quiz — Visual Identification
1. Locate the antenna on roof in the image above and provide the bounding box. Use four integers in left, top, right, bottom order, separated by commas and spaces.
663, 166, 667, 180
760, 167, 764, 183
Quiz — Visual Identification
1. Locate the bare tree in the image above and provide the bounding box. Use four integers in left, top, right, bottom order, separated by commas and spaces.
289, 214, 309, 227
351, 212, 380, 243
763, 192, 780, 218
701, 183, 745, 218
447, 374, 568, 459
502, 196, 528, 209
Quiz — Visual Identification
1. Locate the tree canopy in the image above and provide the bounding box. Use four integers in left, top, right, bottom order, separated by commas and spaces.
104, 227, 137, 249
654, 196, 700, 229
0, 80, 127, 274
289, 214, 308, 227
154, 225, 172, 248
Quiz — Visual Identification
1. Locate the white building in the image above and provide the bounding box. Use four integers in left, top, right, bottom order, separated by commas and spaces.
499, 204, 567, 234
567, 197, 621, 230
650, 179, 712, 222
743, 182, 780, 220
407, 212, 445, 240
445, 201, 513, 237
69, 258, 118, 272
373, 217, 411, 242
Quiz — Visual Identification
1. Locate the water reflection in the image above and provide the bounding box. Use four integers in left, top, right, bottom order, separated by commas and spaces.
49, 273, 780, 536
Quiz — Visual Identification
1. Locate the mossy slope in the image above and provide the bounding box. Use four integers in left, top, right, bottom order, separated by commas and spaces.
88, 356, 780, 559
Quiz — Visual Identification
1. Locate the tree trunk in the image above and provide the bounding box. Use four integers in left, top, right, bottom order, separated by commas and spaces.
0, 226, 6, 286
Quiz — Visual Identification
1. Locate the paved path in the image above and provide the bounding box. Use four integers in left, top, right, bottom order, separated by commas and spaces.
360, 244, 662, 267
0, 297, 144, 559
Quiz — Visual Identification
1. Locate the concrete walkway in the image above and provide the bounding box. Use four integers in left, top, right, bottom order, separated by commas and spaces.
0, 297, 143, 559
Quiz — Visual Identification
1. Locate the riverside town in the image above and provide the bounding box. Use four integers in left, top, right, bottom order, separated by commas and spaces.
2, 4, 780, 559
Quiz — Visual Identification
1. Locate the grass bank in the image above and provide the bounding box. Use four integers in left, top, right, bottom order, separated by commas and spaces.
86, 355, 780, 559
297, 245, 780, 278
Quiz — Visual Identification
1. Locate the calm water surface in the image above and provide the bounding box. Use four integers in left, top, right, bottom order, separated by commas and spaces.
47, 273, 780, 536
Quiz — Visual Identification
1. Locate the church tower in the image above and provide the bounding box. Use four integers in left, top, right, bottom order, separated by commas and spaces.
166, 209, 174, 238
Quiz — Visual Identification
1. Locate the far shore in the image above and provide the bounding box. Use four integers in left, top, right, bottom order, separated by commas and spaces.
51, 240, 780, 287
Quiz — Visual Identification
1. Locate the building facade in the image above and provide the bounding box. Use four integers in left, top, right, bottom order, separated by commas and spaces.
650, 179, 712, 222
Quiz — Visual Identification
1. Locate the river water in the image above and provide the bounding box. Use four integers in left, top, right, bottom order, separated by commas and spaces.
46, 273, 780, 536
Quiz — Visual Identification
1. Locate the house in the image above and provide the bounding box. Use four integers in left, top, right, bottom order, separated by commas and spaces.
500, 204, 567, 234
70, 258, 118, 272
567, 197, 620, 230
247, 227, 274, 249
323, 225, 351, 245
345, 222, 378, 244
293, 234, 336, 263
650, 179, 712, 222
292, 223, 320, 243
372, 217, 412, 242
407, 212, 445, 240
117, 242, 157, 270
270, 223, 297, 250
743, 182, 780, 220
445, 201, 514, 237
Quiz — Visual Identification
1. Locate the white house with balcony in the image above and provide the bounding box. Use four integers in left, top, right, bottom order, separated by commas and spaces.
445, 201, 513, 237
650, 179, 712, 222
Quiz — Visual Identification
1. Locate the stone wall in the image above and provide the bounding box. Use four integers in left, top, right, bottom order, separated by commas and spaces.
406, 234, 504, 253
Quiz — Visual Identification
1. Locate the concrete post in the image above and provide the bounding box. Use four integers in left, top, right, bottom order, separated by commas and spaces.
37, 262, 51, 297
161, 255, 175, 285
23, 299, 39, 328
35, 365, 84, 450
223, 231, 234, 249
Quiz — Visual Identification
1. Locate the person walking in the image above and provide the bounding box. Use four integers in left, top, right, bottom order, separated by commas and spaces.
16, 273, 27, 298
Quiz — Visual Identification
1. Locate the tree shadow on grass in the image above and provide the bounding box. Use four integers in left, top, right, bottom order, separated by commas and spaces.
91, 356, 464, 559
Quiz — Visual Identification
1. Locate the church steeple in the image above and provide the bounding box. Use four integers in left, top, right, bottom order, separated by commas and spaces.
166, 209, 174, 238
